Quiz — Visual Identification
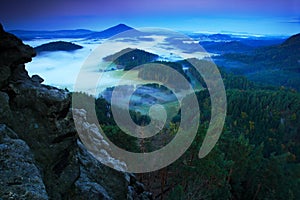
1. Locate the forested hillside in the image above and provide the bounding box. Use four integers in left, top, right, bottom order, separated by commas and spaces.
103, 48, 159, 70
91, 66, 300, 199
34, 41, 83, 53
218, 33, 300, 91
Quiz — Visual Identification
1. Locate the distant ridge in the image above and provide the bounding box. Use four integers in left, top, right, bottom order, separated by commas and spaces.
9, 29, 94, 40
201, 41, 254, 53
8, 24, 135, 40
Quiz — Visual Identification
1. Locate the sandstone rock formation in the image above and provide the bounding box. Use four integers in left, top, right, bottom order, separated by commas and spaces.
0, 23, 151, 200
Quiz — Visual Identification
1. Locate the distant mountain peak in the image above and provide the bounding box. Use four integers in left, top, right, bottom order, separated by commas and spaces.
104, 23, 133, 32
88, 23, 134, 39
115, 23, 132, 28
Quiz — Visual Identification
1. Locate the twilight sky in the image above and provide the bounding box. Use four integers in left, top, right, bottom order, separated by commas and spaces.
1, 0, 299, 35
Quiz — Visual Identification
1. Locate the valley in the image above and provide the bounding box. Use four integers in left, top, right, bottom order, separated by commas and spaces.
5, 23, 299, 199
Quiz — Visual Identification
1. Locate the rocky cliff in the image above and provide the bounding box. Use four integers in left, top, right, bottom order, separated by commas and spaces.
0, 24, 151, 200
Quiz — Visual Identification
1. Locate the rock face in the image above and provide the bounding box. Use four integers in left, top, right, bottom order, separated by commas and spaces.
0, 24, 151, 200
0, 124, 48, 200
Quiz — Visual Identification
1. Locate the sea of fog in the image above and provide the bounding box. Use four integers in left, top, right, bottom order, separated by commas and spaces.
25, 31, 213, 95
25, 38, 101, 90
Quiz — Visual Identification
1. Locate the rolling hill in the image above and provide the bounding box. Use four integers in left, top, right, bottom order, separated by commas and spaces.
34, 41, 83, 53
103, 48, 159, 70
217, 33, 300, 90
223, 33, 300, 72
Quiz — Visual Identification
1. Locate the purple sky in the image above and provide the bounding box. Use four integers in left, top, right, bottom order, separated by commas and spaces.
1, 0, 299, 35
